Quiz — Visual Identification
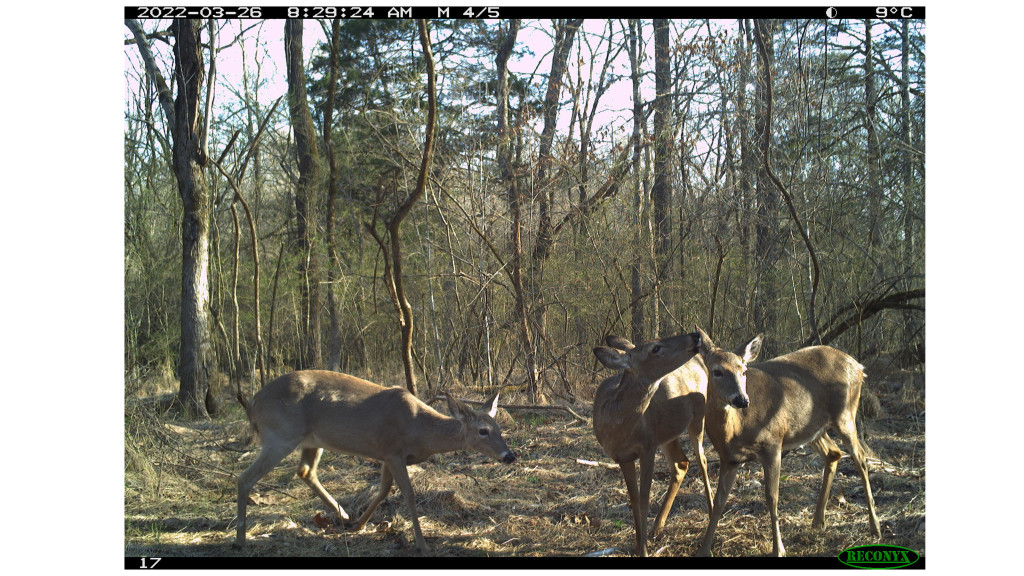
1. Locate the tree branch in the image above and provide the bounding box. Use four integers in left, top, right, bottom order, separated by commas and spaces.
806, 288, 924, 348
125, 19, 175, 127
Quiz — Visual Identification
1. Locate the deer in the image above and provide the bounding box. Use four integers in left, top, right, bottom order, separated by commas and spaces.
591, 331, 713, 557
693, 327, 881, 557
234, 370, 516, 554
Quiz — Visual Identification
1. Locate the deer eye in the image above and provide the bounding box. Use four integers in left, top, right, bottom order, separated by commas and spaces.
478, 428, 490, 437
651, 345, 662, 354
712, 368, 723, 377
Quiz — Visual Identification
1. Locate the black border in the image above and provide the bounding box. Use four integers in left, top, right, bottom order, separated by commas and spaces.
125, 6, 926, 20
127, 554, 926, 569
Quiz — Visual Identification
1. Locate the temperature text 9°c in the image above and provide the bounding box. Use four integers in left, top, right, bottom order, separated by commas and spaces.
877, 7, 914, 18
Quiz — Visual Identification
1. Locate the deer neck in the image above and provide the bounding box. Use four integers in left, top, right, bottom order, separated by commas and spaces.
592, 372, 662, 458
706, 385, 745, 446
617, 372, 663, 417
401, 410, 467, 463
432, 413, 470, 454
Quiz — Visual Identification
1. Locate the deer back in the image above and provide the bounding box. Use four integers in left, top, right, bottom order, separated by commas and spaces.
249, 370, 457, 462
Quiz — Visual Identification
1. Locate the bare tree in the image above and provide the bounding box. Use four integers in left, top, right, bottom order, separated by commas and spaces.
392, 19, 437, 395
900, 19, 919, 347
736, 20, 753, 262
865, 19, 883, 281
752, 19, 779, 350
126, 19, 217, 418
527, 18, 581, 399
753, 19, 823, 346
627, 19, 646, 344
322, 19, 344, 372
285, 19, 323, 370
652, 19, 672, 336
495, 19, 537, 401
364, 20, 437, 396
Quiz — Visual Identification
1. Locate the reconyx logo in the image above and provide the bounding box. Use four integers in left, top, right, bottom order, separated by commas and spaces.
838, 545, 921, 569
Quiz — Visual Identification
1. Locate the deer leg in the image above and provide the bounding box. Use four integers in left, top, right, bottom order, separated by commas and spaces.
637, 449, 656, 553
651, 439, 688, 539
810, 434, 842, 530
619, 459, 647, 557
387, 456, 429, 554
834, 421, 882, 536
762, 448, 786, 557
696, 459, 739, 557
297, 447, 350, 523
235, 436, 299, 547
689, 419, 713, 516
348, 462, 395, 531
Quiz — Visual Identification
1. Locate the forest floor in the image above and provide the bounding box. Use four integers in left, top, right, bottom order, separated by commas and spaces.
124, 360, 925, 567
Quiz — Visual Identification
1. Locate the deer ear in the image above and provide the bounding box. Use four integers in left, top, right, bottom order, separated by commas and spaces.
594, 346, 629, 370
605, 335, 635, 351
482, 391, 500, 418
689, 331, 703, 353
445, 392, 472, 420
741, 334, 763, 363
695, 326, 713, 355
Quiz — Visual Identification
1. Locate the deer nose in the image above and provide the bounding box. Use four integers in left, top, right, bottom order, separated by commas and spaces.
731, 395, 749, 409
502, 451, 516, 464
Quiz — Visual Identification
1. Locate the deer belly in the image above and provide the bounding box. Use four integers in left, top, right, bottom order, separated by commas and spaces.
302, 431, 378, 460
781, 425, 828, 452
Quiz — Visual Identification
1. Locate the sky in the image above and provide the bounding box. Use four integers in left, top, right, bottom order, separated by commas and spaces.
124, 14, 903, 183
124, 17, 650, 145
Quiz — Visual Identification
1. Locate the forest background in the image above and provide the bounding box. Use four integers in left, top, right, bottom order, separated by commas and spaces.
124, 14, 925, 415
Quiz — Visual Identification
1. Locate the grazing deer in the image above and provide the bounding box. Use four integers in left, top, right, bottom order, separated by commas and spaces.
592, 331, 713, 557
694, 327, 881, 557
235, 370, 516, 554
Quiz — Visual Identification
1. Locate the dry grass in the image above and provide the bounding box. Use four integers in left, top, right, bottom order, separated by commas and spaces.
124, 366, 925, 564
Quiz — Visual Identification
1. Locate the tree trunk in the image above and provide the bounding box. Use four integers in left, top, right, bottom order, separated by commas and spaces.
900, 19, 919, 348
533, 19, 582, 267
865, 19, 883, 281
528, 18, 581, 400
387, 19, 437, 396
652, 19, 673, 336
171, 19, 216, 418
627, 19, 645, 344
495, 20, 537, 402
285, 19, 323, 370
323, 19, 343, 373
737, 19, 754, 325
752, 19, 779, 348
755, 19, 822, 346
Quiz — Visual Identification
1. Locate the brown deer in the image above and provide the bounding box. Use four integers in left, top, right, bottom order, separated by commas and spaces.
694, 327, 881, 557
235, 370, 516, 554
592, 331, 713, 557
